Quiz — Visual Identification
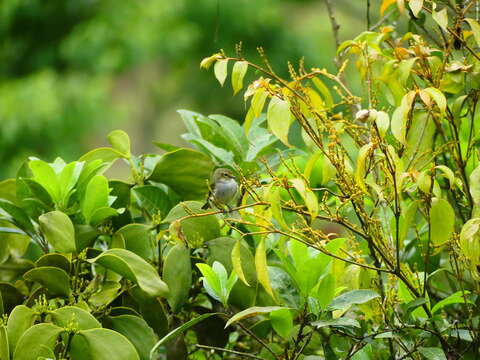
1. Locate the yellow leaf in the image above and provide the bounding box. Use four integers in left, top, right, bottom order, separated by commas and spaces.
200, 53, 221, 69
231, 61, 248, 95
214, 59, 228, 86
355, 143, 374, 192
232, 240, 250, 286
380, 0, 396, 15
267, 95, 294, 146
255, 238, 276, 300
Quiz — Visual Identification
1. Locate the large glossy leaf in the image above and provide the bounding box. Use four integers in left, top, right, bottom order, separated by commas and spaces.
70, 328, 140, 360
0, 200, 34, 233
133, 185, 172, 220
24, 266, 71, 297
107, 315, 156, 360
51, 306, 101, 330
163, 244, 192, 312
29, 160, 61, 203
39, 211, 76, 253
329, 290, 380, 310
165, 201, 220, 246
270, 308, 293, 338
115, 224, 154, 260
148, 149, 214, 200
13, 323, 64, 360
6, 305, 38, 356
418, 347, 447, 360
89, 248, 168, 297
35, 253, 71, 273
82, 175, 110, 224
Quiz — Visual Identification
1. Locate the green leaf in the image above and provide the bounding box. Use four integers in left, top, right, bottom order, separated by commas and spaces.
70, 328, 140, 360
225, 306, 285, 328
208, 114, 249, 158
165, 202, 220, 246
39, 211, 76, 253
196, 263, 222, 303
107, 315, 156, 360
470, 165, 480, 208
24, 266, 71, 297
58, 161, 84, 204
82, 175, 110, 224
329, 289, 380, 310
133, 185, 172, 220
89, 248, 169, 297
35, 253, 71, 273
107, 130, 131, 158
29, 159, 61, 203
214, 59, 228, 86
149, 313, 221, 360
409, 0, 423, 17
0, 325, 8, 360
0, 200, 34, 232
163, 244, 192, 312
148, 148, 214, 200
13, 323, 64, 360
431, 291, 473, 314
423, 87, 446, 113
317, 274, 335, 309
6, 305, 38, 357
51, 306, 101, 330
432, 5, 448, 31
79, 147, 123, 164
267, 95, 293, 146
270, 308, 293, 338
312, 318, 360, 328
89, 207, 119, 226
115, 224, 154, 260
231, 61, 248, 95
255, 238, 276, 301
418, 347, 447, 360
430, 198, 454, 246
466, 18, 480, 47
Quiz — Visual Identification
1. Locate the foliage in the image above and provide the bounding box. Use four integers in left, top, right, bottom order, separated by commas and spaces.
1, 1, 480, 359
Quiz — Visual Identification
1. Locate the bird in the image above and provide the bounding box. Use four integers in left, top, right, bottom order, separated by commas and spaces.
202, 168, 238, 210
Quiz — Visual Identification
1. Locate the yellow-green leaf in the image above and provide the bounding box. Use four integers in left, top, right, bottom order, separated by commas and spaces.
107, 130, 131, 158
423, 87, 446, 113
375, 111, 390, 138
290, 178, 318, 219
231, 61, 248, 95
432, 4, 448, 31
409, 0, 423, 17
466, 18, 480, 47
312, 78, 333, 108
214, 59, 228, 86
255, 238, 276, 300
200, 53, 221, 69
391, 91, 415, 145
435, 165, 455, 189
232, 240, 249, 286
430, 198, 454, 246
267, 95, 293, 146
224, 306, 285, 328
355, 143, 374, 192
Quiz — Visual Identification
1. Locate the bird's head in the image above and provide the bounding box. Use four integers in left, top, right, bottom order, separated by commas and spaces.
213, 168, 236, 182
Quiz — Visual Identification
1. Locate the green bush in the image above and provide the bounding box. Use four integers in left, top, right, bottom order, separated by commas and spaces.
1, 1, 480, 359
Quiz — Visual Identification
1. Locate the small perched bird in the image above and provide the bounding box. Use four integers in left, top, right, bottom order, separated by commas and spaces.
202, 168, 238, 210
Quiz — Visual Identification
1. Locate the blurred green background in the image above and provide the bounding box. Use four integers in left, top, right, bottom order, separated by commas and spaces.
0, 0, 374, 178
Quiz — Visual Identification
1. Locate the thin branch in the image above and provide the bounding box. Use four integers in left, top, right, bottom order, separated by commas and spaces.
324, 0, 341, 67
